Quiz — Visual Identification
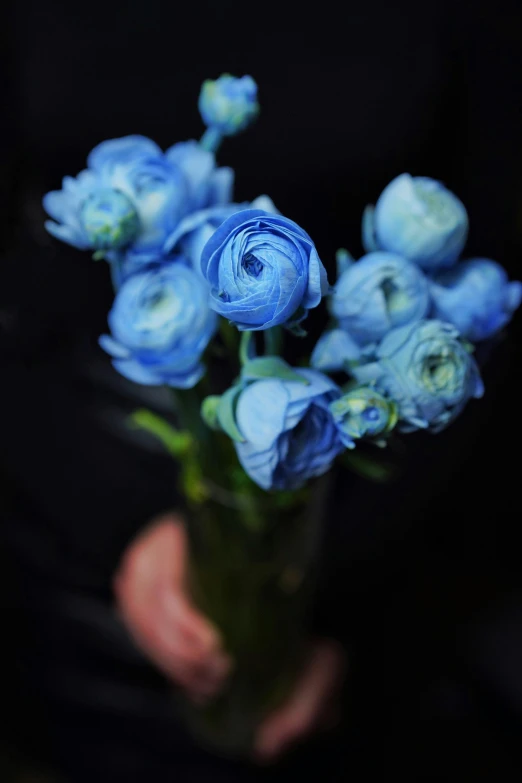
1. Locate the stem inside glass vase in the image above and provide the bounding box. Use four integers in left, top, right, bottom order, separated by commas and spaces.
171, 384, 329, 756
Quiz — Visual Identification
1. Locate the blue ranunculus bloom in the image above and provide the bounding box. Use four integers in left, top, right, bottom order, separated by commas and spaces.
330, 251, 430, 346
329, 386, 398, 448
165, 195, 278, 275
200, 209, 329, 331
44, 135, 233, 258
352, 320, 484, 432
99, 261, 217, 388
234, 369, 344, 491
199, 74, 259, 136
370, 174, 469, 271
430, 258, 522, 342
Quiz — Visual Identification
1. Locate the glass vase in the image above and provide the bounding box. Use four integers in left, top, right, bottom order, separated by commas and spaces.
181, 469, 328, 756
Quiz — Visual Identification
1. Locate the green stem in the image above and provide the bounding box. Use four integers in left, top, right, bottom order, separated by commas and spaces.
200, 127, 223, 154
239, 331, 255, 366
109, 256, 123, 292
219, 319, 240, 361
264, 327, 282, 356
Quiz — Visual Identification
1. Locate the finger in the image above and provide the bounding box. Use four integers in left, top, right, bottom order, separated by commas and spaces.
160, 589, 223, 654
254, 642, 344, 761
120, 584, 233, 690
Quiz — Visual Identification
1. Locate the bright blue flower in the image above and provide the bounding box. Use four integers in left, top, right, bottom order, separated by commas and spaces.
368, 174, 468, 271
44, 135, 233, 258
430, 258, 522, 342
311, 328, 361, 372
352, 320, 484, 433
199, 74, 259, 136
329, 387, 398, 448
99, 261, 217, 388
330, 251, 430, 346
200, 209, 329, 331
234, 369, 344, 490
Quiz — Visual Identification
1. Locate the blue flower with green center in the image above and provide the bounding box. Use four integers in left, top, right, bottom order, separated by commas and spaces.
43, 135, 234, 260
80, 188, 140, 251
199, 74, 259, 137
365, 174, 468, 272
329, 387, 398, 448
99, 260, 217, 388
352, 320, 484, 432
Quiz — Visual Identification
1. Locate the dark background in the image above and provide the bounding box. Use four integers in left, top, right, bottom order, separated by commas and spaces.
1, 0, 522, 780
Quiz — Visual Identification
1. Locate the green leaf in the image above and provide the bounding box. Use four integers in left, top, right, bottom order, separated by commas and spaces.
129, 409, 194, 457
239, 330, 256, 365
241, 357, 310, 384
340, 449, 398, 483
92, 250, 106, 261
217, 385, 246, 443
201, 395, 221, 430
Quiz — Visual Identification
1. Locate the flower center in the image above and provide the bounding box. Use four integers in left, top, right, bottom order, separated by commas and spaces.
422, 354, 457, 391
362, 406, 380, 422
242, 252, 264, 277
80, 188, 140, 250
413, 181, 454, 226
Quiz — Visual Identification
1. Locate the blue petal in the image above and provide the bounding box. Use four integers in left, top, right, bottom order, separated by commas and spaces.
44, 220, 89, 249
236, 379, 289, 449
207, 167, 235, 206
99, 334, 131, 359
112, 358, 163, 385
164, 363, 205, 389
311, 329, 361, 371
87, 135, 162, 170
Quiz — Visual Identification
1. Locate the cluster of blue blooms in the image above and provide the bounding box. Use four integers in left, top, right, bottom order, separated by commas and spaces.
44, 77, 521, 492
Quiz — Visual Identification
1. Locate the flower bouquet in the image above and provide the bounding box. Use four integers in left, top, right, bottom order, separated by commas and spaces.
44, 75, 521, 754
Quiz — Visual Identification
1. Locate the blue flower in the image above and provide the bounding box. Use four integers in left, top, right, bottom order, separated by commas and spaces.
329, 387, 398, 448
99, 261, 217, 388
330, 251, 430, 346
352, 320, 484, 432
367, 174, 468, 271
199, 74, 259, 136
430, 258, 522, 342
44, 135, 233, 258
234, 369, 344, 490
200, 209, 329, 331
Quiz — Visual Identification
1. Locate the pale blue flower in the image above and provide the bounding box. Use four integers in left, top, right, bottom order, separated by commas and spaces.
234, 369, 344, 490
330, 251, 430, 345
199, 74, 259, 136
329, 387, 398, 448
367, 174, 468, 271
99, 261, 217, 388
430, 258, 522, 342
352, 320, 484, 432
200, 209, 328, 331
44, 135, 233, 258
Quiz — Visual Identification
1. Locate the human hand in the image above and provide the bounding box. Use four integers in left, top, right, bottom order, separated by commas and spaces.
254, 639, 346, 763
114, 513, 232, 702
